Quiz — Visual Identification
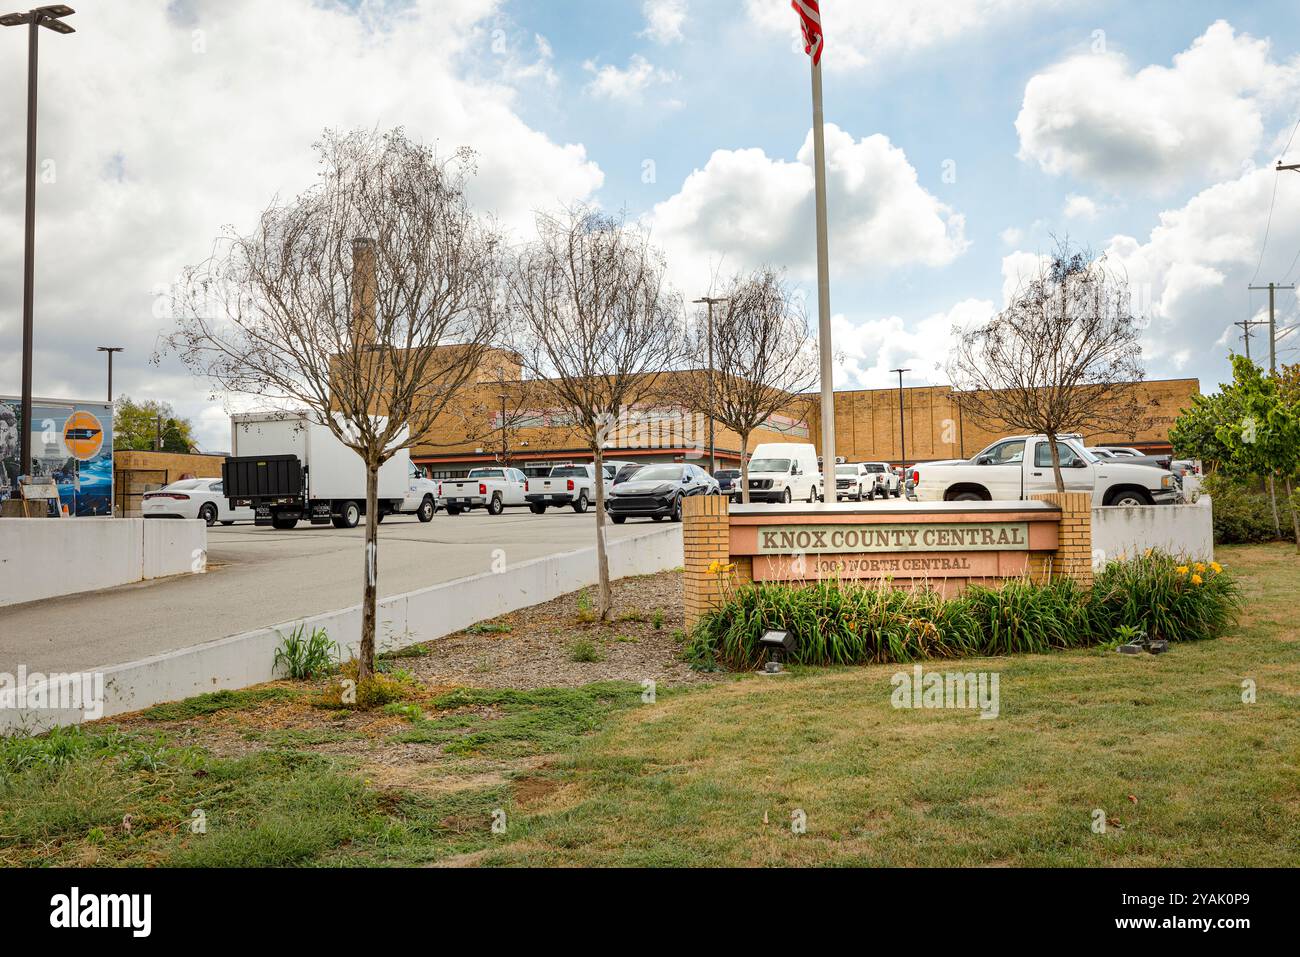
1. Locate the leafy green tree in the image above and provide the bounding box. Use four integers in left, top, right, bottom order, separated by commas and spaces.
114, 396, 197, 453
1207, 356, 1300, 550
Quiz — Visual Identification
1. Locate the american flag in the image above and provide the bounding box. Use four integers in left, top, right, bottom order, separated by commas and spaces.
791, 0, 823, 65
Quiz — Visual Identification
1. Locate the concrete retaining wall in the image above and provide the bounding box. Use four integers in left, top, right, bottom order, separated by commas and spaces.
0, 524, 683, 733
0, 518, 206, 608
1092, 496, 1214, 565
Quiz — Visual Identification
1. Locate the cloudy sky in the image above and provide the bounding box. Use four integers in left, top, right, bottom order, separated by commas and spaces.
2, 0, 1299, 451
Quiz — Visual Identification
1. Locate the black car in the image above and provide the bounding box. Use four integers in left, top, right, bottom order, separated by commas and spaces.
712, 468, 742, 497
605, 463, 717, 523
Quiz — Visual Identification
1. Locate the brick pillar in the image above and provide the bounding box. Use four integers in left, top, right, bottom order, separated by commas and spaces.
1031, 492, 1093, 587
683, 495, 731, 628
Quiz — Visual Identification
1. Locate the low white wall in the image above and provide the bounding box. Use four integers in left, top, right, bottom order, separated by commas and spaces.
1091, 495, 1214, 566
0, 524, 683, 733
0, 518, 206, 608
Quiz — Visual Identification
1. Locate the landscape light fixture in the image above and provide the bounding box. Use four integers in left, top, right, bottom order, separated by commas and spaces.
759, 629, 795, 674
3, 4, 76, 482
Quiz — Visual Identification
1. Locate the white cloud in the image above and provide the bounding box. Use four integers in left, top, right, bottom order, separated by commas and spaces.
584, 54, 678, 101
649, 123, 968, 293
1000, 227, 1024, 246
746, 0, 1051, 69
1063, 194, 1100, 220
1100, 163, 1300, 371
1016, 21, 1300, 192
832, 299, 995, 389
642, 0, 687, 44
0, 0, 603, 451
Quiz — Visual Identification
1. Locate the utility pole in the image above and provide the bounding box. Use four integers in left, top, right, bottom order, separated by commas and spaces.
1234, 318, 1265, 361
1248, 282, 1296, 374
692, 296, 727, 475
2, 5, 77, 482
97, 346, 122, 402
497, 393, 508, 466
890, 368, 911, 470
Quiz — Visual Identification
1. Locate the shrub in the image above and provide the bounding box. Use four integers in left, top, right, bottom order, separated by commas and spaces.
569, 638, 602, 663
688, 551, 1241, 670
273, 625, 338, 680
313, 660, 416, 710
1200, 474, 1290, 544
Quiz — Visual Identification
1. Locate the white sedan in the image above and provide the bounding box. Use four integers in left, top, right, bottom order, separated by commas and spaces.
142, 478, 254, 526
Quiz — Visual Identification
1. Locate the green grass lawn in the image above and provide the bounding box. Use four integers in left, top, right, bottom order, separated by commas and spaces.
2, 544, 1296, 867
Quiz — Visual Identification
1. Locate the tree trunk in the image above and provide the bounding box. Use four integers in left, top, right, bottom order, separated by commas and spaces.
593, 443, 612, 622
1286, 476, 1300, 553
739, 429, 751, 504
1268, 474, 1282, 537
359, 460, 379, 682
1047, 434, 1065, 494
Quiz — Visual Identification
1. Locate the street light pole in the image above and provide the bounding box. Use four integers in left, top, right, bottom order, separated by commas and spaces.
498, 393, 508, 466
97, 346, 123, 402
692, 296, 727, 475
890, 368, 911, 470
2, 5, 75, 481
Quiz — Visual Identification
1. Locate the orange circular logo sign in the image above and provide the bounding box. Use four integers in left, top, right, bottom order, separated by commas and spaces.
63, 411, 104, 461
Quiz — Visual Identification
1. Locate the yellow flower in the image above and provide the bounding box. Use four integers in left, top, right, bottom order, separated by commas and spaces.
1176, 565, 1189, 576
1194, 562, 1207, 573
1144, 548, 1153, 557
1191, 574, 1203, 586
1210, 561, 1223, 574
706, 560, 720, 575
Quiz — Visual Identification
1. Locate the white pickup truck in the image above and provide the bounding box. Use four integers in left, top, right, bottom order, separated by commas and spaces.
909, 434, 1180, 507
439, 466, 529, 516
525, 463, 596, 514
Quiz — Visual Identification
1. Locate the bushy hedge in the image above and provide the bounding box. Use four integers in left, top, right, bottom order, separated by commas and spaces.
1200, 474, 1294, 544
687, 551, 1240, 670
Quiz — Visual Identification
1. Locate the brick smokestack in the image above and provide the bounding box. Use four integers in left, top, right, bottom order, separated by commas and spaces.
350, 237, 377, 346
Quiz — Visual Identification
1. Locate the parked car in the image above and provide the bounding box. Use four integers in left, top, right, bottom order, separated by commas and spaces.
836, 461, 901, 500
605, 463, 716, 523
143, 478, 254, 527
908, 435, 1180, 507
1087, 446, 1171, 471
525, 464, 597, 513
438, 466, 529, 516
399, 465, 440, 522
744, 443, 823, 504
713, 468, 742, 498
601, 460, 637, 496
613, 463, 645, 486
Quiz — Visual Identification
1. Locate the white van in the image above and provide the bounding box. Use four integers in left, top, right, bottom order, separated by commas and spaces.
744, 443, 823, 503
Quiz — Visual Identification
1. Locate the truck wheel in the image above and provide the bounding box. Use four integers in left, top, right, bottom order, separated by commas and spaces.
892, 486, 901, 498
572, 492, 589, 514
199, 503, 218, 527
951, 492, 984, 502
332, 501, 361, 529
446, 505, 462, 516
1108, 489, 1152, 507
529, 504, 546, 515
417, 496, 435, 523
488, 493, 504, 516
781, 487, 792, 504
271, 514, 299, 530
611, 515, 627, 525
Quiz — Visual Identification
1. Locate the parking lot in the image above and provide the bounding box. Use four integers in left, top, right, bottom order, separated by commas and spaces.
0, 508, 666, 675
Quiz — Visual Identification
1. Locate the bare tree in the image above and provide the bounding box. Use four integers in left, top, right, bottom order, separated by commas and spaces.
506, 207, 685, 621
947, 242, 1148, 492
688, 269, 820, 503
164, 129, 502, 680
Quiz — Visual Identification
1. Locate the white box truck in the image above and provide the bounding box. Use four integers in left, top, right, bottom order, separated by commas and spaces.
224, 413, 410, 529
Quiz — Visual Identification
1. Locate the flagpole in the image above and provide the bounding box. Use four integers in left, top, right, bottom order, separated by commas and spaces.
810, 55, 837, 501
